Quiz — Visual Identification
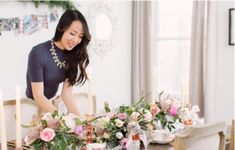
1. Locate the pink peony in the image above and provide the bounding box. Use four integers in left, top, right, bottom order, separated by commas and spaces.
169, 106, 177, 116
74, 125, 84, 135
120, 138, 128, 148
117, 113, 127, 120
40, 128, 55, 142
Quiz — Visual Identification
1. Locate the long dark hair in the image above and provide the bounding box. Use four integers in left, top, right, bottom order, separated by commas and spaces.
53, 9, 91, 86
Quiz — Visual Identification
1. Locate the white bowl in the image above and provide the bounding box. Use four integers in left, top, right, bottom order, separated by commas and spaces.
86, 143, 106, 150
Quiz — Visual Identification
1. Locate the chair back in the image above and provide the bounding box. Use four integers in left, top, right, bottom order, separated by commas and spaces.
54, 92, 96, 116
3, 98, 38, 141
174, 121, 226, 150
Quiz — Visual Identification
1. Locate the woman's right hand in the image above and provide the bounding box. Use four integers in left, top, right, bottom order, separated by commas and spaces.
31, 82, 57, 113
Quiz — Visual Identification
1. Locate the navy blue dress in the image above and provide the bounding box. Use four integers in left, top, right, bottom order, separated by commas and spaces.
26, 40, 66, 99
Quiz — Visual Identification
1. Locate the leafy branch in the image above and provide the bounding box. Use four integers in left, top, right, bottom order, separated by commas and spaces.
33, 0, 75, 10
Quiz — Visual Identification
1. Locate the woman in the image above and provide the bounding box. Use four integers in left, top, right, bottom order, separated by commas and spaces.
26, 9, 91, 116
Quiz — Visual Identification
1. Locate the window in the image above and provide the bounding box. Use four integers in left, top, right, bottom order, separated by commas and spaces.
152, 1, 193, 96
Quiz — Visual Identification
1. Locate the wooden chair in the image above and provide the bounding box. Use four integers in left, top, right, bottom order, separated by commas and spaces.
173, 121, 226, 150
3, 98, 38, 141
53, 92, 96, 116
230, 119, 234, 150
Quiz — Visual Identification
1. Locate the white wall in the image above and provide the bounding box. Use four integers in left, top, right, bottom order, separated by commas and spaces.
0, 1, 132, 111
213, 1, 234, 124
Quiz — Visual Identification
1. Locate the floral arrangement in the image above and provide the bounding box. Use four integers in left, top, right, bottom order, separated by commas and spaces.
151, 91, 182, 132
24, 111, 94, 150
24, 93, 191, 149
94, 98, 153, 149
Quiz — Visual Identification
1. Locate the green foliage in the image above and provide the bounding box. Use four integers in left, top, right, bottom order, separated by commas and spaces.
41, 120, 48, 128
133, 96, 150, 110
33, 0, 75, 10
104, 101, 111, 112
116, 105, 134, 115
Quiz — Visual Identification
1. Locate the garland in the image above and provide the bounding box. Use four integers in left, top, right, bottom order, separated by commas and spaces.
33, 0, 75, 10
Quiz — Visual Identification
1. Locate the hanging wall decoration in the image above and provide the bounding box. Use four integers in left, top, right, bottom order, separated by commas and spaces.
0, 10, 59, 36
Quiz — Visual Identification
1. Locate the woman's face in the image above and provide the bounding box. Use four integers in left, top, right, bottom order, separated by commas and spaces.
60, 20, 84, 51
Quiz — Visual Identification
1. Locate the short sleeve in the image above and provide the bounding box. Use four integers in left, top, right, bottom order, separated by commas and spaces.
27, 47, 44, 82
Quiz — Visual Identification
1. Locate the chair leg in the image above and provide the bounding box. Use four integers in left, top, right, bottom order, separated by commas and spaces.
230, 120, 234, 150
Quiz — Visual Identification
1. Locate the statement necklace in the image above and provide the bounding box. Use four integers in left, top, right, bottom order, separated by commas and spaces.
50, 40, 66, 69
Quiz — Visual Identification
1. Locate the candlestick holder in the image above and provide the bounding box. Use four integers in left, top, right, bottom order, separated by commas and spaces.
85, 113, 94, 144
132, 133, 140, 141
86, 123, 93, 144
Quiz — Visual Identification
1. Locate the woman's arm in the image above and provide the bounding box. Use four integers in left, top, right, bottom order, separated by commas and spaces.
62, 79, 80, 116
31, 82, 57, 113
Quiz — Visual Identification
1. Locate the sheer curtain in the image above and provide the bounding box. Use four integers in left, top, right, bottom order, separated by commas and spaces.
189, 1, 218, 120
131, 1, 153, 103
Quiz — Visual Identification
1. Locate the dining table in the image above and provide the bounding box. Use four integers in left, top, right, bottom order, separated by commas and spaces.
145, 143, 174, 150
2, 144, 173, 150
1, 126, 232, 150
1, 141, 231, 150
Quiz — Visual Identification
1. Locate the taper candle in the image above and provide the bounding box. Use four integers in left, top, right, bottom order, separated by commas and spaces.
16, 85, 22, 148
151, 66, 157, 104
88, 79, 93, 114
0, 91, 7, 150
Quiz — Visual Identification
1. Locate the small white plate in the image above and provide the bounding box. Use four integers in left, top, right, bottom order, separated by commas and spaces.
151, 137, 174, 144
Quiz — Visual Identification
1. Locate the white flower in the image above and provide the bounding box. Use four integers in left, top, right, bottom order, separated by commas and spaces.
160, 98, 172, 112
63, 114, 76, 133
128, 121, 138, 128
115, 119, 124, 127
96, 117, 110, 129
103, 132, 110, 139
130, 112, 140, 122
192, 105, 200, 113
41, 112, 53, 121
141, 109, 152, 122
116, 132, 123, 139
178, 107, 190, 121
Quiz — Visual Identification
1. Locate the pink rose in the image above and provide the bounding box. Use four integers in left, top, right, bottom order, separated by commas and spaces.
150, 104, 160, 116
169, 106, 177, 116
120, 138, 128, 149
74, 125, 84, 135
40, 128, 55, 142
117, 113, 127, 120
